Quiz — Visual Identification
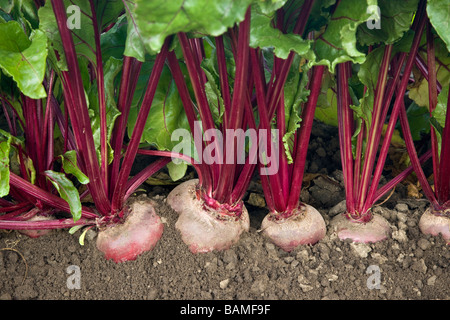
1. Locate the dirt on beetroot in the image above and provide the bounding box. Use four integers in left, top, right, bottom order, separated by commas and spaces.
0, 122, 448, 301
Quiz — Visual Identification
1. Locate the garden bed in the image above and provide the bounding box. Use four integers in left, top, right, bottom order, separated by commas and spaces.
1, 122, 448, 301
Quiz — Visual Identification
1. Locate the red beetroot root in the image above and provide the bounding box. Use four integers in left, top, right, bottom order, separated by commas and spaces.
419, 208, 450, 241
330, 212, 391, 243
167, 179, 249, 253
96, 198, 164, 263
261, 204, 326, 252
19, 215, 53, 238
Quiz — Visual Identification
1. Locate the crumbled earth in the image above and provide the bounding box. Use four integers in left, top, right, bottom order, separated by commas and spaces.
0, 122, 448, 300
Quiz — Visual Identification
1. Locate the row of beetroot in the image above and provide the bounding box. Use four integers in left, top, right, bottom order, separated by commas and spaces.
0, 0, 448, 262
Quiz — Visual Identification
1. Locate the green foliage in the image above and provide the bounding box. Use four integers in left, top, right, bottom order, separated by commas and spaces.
249, 5, 313, 59
60, 150, 90, 185
427, 0, 450, 52
0, 21, 47, 99
0, 136, 11, 197
357, 0, 420, 46
133, 0, 254, 54
311, 0, 377, 72
44, 170, 83, 222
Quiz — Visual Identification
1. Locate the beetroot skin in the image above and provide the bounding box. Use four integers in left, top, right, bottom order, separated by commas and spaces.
261, 204, 326, 252
167, 179, 249, 253
19, 215, 53, 238
419, 208, 450, 241
96, 198, 164, 263
330, 212, 391, 243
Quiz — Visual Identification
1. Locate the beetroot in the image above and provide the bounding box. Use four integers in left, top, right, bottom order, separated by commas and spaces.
18, 215, 53, 238
418, 208, 450, 242
261, 204, 326, 252
330, 212, 391, 243
96, 198, 164, 263
167, 179, 249, 253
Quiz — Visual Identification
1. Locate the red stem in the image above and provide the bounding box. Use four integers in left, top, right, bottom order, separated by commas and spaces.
136, 149, 205, 186
9, 173, 98, 219
361, 6, 428, 213
111, 39, 170, 213
109, 56, 143, 198
337, 61, 355, 214
52, 0, 111, 215
286, 65, 325, 213
43, 70, 55, 170
177, 32, 219, 195
124, 157, 171, 202
437, 89, 450, 204
0, 217, 96, 231
250, 48, 286, 212
215, 7, 251, 203
166, 50, 213, 195
364, 51, 407, 210
89, 0, 108, 195
356, 44, 393, 213
426, 20, 440, 198
277, 93, 290, 205
373, 150, 432, 204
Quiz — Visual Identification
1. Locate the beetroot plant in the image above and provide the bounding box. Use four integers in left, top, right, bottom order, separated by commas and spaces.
248, 0, 326, 252
399, 3, 450, 241
0, 5, 98, 237
248, 0, 397, 250
135, 4, 255, 253
0, 0, 177, 262
329, 0, 434, 242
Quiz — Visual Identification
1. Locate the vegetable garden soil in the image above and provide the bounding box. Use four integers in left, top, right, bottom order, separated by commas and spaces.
0, 122, 448, 301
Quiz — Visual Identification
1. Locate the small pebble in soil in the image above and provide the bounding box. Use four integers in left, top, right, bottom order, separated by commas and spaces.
220, 279, 230, 289
427, 275, 437, 286
417, 238, 431, 250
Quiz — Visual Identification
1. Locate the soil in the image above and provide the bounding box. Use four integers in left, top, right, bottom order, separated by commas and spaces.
0, 122, 448, 301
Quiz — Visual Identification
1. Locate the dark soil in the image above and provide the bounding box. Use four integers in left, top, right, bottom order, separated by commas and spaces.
0, 122, 448, 301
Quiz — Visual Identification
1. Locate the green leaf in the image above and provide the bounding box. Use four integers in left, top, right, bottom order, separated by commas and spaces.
24, 156, 36, 185
167, 161, 188, 182
257, 0, 288, 15
201, 58, 225, 126
0, 21, 48, 99
94, 0, 124, 31
133, 0, 253, 54
427, 0, 450, 52
78, 227, 88, 246
431, 84, 449, 157
68, 225, 88, 245
60, 150, 90, 185
69, 225, 83, 234
44, 170, 82, 222
315, 86, 338, 127
249, 6, 313, 59
0, 136, 11, 197
310, 0, 377, 72
123, 3, 146, 62
38, 0, 96, 71
100, 14, 128, 61
0, 0, 14, 14
97, 2, 146, 62
405, 102, 431, 141
357, 0, 420, 46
